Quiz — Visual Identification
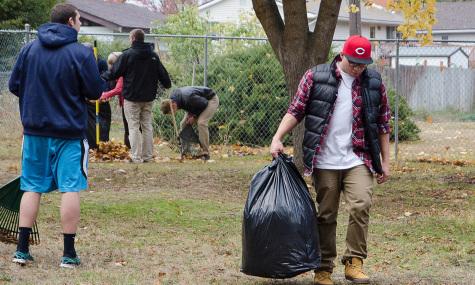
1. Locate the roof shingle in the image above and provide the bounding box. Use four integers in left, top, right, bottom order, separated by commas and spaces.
67, 0, 165, 30
389, 46, 467, 57
433, 2, 475, 30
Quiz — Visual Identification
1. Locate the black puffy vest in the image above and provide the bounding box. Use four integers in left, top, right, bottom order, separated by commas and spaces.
302, 59, 383, 173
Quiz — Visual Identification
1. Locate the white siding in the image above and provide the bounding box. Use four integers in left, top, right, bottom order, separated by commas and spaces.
79, 27, 115, 42
199, 0, 253, 24
333, 23, 349, 40
449, 50, 469, 68
311, 21, 397, 41
433, 33, 475, 42
391, 52, 469, 68
79, 26, 115, 34
363, 24, 391, 39
391, 57, 449, 67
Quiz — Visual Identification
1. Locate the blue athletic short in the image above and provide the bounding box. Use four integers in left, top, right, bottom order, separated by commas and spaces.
21, 134, 89, 193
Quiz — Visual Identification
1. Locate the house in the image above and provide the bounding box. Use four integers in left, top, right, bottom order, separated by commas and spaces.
432, 1, 475, 42
198, 0, 253, 24
389, 46, 469, 68
66, 0, 165, 34
198, 0, 403, 40
297, 0, 403, 40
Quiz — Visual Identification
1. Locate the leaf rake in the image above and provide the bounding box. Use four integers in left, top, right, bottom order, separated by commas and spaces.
0, 177, 40, 245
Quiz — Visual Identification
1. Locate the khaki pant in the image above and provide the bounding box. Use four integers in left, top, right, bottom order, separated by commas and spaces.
312, 165, 374, 272
123, 100, 154, 162
180, 95, 219, 155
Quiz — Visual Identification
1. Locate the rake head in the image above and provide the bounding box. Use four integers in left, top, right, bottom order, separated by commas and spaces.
0, 177, 40, 245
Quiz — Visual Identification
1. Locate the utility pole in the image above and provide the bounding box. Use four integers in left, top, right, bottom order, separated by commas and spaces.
349, 0, 362, 35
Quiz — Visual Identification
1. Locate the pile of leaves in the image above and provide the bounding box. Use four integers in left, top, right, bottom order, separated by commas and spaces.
0, 230, 17, 244
228, 144, 260, 156
416, 157, 473, 167
89, 141, 130, 162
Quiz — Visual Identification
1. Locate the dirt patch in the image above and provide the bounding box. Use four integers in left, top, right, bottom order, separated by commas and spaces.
87, 160, 261, 204
399, 121, 475, 161
443, 173, 475, 185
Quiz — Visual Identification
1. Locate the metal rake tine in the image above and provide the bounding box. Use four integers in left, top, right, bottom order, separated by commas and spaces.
6, 209, 17, 236
32, 223, 40, 244
0, 207, 9, 228
2, 209, 12, 233
13, 212, 19, 239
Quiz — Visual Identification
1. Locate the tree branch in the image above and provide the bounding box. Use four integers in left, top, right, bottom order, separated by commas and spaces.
310, 0, 342, 63
252, 0, 284, 61
282, 0, 309, 38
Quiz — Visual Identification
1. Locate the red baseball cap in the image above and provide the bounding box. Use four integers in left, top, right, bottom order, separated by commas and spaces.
342, 35, 373, 64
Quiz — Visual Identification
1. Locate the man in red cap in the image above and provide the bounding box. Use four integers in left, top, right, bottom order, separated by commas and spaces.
270, 35, 391, 284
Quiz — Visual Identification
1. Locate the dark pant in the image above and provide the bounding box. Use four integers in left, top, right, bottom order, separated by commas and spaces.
121, 106, 131, 149
87, 102, 111, 149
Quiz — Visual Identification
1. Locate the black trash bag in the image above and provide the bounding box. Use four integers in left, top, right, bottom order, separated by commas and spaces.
179, 124, 200, 144
179, 125, 201, 156
241, 154, 320, 279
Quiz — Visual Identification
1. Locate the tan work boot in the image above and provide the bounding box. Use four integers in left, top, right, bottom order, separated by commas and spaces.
314, 270, 333, 285
344, 257, 370, 284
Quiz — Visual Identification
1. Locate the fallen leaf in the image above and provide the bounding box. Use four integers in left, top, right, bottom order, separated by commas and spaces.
114, 260, 127, 266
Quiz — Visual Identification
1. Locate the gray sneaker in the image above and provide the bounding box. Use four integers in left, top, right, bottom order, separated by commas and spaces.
12, 251, 34, 265
60, 256, 81, 268
127, 158, 142, 163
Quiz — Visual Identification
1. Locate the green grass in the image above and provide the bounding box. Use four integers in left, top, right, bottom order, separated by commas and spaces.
81, 197, 242, 233
0, 120, 474, 284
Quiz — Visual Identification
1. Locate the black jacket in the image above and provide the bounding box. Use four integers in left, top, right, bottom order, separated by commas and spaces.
171, 86, 216, 116
104, 41, 171, 102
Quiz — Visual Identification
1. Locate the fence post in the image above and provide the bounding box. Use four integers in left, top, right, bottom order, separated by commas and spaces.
24, 23, 31, 44
394, 33, 400, 163
203, 35, 208, 87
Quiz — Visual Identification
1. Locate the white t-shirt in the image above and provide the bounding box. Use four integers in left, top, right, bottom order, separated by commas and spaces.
316, 64, 364, 169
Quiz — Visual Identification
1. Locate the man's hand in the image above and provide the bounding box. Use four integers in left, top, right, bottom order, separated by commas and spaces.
185, 114, 196, 125
376, 161, 390, 184
270, 137, 284, 158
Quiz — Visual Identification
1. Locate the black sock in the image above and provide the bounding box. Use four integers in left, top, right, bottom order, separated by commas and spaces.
63, 233, 77, 258
17, 227, 31, 253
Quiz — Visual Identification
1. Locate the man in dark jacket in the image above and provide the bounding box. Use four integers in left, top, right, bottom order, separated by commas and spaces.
8, 3, 105, 268
103, 29, 171, 163
270, 36, 391, 285
160, 86, 219, 160
83, 43, 111, 149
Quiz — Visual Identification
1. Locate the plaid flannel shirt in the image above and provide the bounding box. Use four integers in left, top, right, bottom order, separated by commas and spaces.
288, 64, 391, 176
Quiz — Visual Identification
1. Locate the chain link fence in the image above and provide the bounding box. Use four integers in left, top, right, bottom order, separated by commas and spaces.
1, 29, 474, 159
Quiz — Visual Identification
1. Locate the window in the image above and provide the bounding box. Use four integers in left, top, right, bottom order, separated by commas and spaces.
441, 34, 449, 45
370, 26, 376, 39
386, 26, 396, 39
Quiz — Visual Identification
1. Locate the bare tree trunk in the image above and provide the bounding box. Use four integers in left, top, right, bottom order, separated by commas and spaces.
253, 0, 342, 172
349, 0, 362, 35
281, 50, 311, 171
